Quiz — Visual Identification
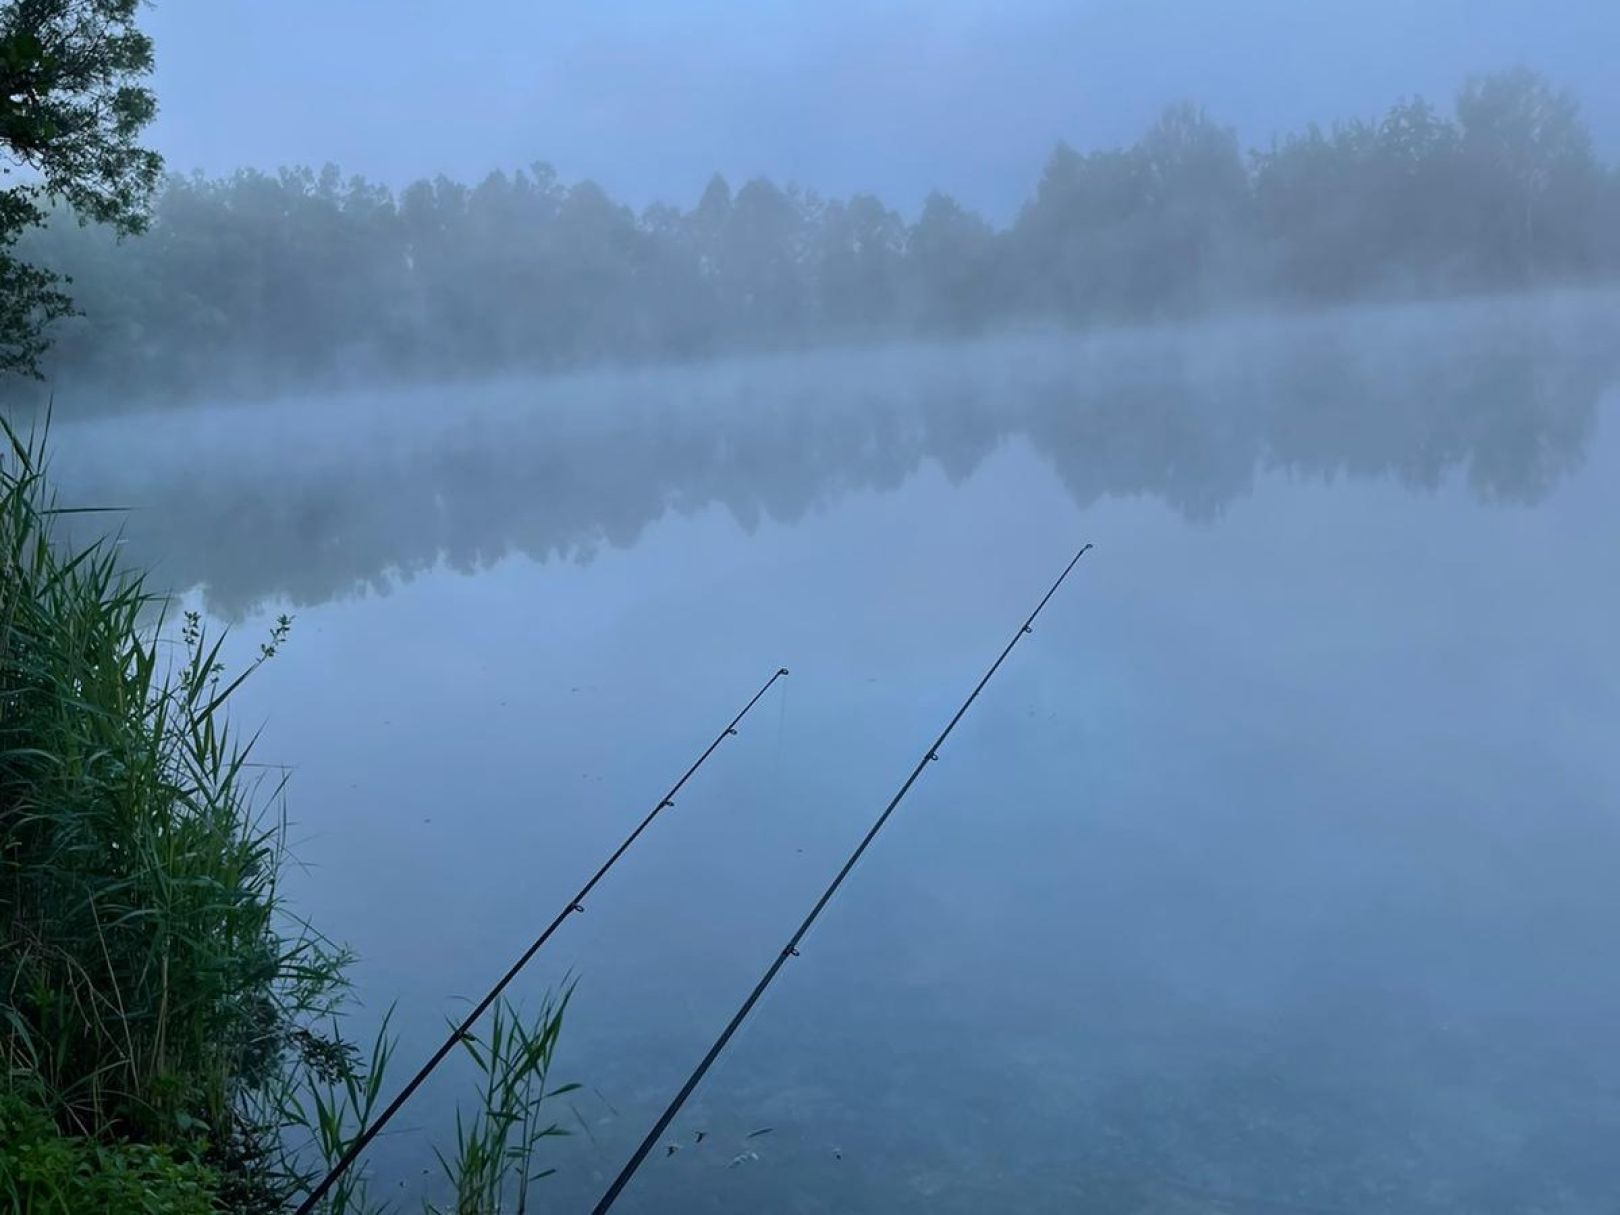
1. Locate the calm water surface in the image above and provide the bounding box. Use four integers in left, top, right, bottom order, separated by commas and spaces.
51, 292, 1620, 1213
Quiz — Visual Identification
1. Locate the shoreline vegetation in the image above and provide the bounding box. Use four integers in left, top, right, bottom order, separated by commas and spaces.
12, 68, 1620, 410
0, 421, 575, 1212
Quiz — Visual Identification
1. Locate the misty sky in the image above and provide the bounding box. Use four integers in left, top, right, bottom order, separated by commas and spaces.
149, 0, 1617, 220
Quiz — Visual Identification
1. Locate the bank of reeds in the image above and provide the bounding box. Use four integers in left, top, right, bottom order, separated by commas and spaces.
1, 420, 574, 1212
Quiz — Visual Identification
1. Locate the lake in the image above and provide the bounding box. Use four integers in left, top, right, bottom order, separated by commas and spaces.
48, 290, 1620, 1213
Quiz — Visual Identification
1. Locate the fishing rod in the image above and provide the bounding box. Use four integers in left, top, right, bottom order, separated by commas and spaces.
295, 666, 790, 1215
592, 544, 1092, 1213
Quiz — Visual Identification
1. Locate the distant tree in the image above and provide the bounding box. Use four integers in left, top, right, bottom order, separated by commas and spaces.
1132, 102, 1251, 310
1454, 68, 1600, 284
1366, 97, 1462, 286
1251, 120, 1379, 299
542, 180, 643, 361
815, 192, 904, 332
722, 178, 811, 340
678, 173, 735, 343
688, 173, 733, 277
903, 191, 997, 333
1012, 140, 1148, 319
638, 198, 714, 356
0, 0, 161, 375
1602, 166, 1620, 276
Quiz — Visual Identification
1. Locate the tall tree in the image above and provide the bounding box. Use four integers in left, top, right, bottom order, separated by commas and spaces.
1454, 68, 1599, 284
1133, 102, 1251, 310
1012, 140, 1150, 320
815, 192, 904, 332
722, 178, 810, 341
0, 0, 161, 375
903, 191, 997, 333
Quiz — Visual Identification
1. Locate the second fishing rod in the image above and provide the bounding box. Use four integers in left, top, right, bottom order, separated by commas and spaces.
294, 665, 790, 1215
592, 543, 1093, 1213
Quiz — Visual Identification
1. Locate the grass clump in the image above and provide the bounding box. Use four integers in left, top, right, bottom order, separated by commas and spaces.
0, 416, 355, 1207
429, 990, 578, 1215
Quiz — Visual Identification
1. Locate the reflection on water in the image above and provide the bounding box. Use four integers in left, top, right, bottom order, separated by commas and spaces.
50, 290, 1617, 615
42, 291, 1620, 1213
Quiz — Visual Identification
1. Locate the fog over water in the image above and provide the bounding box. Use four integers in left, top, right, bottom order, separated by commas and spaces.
47, 291, 1620, 1211
50, 291, 1612, 615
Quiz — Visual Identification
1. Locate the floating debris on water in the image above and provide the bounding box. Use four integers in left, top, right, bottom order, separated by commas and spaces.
727, 1150, 760, 1169
745, 1127, 774, 1139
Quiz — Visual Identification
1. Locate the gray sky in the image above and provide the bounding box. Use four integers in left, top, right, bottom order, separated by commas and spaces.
146, 0, 1618, 220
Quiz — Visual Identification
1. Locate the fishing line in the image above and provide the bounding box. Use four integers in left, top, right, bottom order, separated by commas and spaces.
295, 666, 790, 1215
591, 544, 1092, 1213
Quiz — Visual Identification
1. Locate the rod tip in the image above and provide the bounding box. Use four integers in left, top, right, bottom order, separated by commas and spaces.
778, 667, 791, 676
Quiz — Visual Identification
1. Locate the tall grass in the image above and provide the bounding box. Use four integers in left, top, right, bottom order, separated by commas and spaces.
0, 415, 355, 1206
429, 990, 578, 1215
1, 421, 577, 1211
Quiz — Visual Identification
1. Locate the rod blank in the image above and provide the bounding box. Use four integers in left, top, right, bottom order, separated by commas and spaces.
295, 666, 790, 1215
592, 544, 1092, 1213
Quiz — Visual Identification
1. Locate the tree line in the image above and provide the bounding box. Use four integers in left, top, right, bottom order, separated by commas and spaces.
15, 67, 1620, 404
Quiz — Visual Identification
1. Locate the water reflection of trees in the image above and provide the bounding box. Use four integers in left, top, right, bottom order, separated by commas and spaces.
53, 291, 1618, 618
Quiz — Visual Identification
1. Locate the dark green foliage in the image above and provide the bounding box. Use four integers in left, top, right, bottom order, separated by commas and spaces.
0, 0, 162, 376
0, 421, 352, 1207
0, 1091, 219, 1214
0, 1095, 220, 1215
0, 428, 325, 1149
